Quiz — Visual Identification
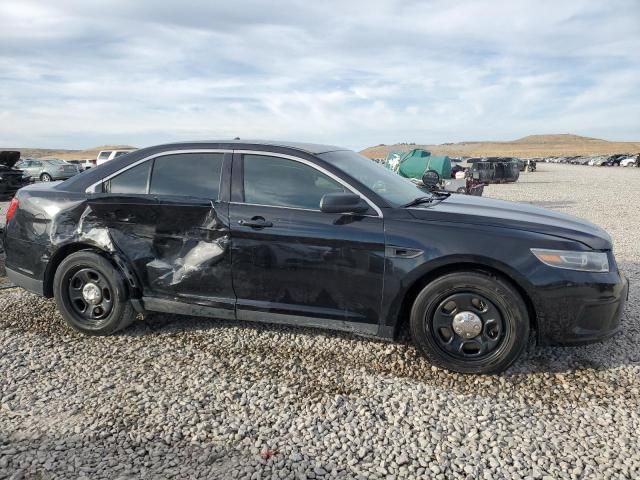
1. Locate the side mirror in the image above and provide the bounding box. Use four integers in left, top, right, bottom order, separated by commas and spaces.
421, 169, 440, 187
320, 192, 369, 214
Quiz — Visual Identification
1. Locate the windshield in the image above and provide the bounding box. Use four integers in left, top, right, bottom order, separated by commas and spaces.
318, 150, 429, 207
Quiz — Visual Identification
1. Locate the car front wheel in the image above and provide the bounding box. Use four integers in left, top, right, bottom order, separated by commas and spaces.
53, 251, 136, 335
410, 271, 529, 374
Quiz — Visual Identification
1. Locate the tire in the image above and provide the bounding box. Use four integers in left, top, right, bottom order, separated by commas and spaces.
410, 271, 529, 374
53, 251, 136, 335
40, 173, 52, 182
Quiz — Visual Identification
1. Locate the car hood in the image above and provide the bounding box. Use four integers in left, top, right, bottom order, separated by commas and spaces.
0, 151, 21, 168
408, 194, 612, 250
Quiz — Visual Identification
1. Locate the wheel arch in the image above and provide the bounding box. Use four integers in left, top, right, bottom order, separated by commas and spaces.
392, 259, 538, 340
43, 242, 141, 299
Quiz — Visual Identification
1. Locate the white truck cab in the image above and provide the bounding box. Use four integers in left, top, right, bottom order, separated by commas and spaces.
96, 149, 136, 166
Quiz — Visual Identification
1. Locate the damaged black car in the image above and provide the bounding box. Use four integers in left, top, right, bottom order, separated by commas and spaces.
0, 151, 32, 199
2, 140, 629, 373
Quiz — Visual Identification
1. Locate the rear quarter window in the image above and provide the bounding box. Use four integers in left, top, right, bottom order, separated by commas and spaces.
105, 161, 151, 194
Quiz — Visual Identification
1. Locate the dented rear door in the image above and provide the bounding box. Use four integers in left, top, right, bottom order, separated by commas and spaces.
145, 195, 233, 308
87, 151, 235, 313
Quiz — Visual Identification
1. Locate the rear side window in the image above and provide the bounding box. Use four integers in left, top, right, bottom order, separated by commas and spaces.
149, 153, 223, 199
98, 151, 112, 160
106, 161, 151, 194
114, 151, 129, 158
242, 155, 345, 209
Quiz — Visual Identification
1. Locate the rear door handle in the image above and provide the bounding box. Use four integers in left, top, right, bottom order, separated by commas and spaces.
238, 217, 273, 229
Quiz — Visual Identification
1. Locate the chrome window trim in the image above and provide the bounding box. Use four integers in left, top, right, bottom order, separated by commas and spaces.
235, 150, 383, 218
85, 148, 384, 218
85, 149, 232, 194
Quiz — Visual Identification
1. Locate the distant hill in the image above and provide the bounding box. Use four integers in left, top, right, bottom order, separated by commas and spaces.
361, 134, 640, 159
5, 134, 640, 160
1, 145, 136, 160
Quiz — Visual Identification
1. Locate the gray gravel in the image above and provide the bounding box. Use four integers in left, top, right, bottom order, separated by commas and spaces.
1, 164, 639, 479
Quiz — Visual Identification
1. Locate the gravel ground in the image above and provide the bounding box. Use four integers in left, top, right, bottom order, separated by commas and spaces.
1, 164, 639, 479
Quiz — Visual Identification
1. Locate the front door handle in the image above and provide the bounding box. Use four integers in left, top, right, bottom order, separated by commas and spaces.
238, 217, 273, 229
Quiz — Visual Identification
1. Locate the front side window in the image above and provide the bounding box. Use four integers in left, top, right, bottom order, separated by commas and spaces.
243, 155, 345, 210
318, 150, 428, 207
106, 161, 151, 194
149, 153, 223, 199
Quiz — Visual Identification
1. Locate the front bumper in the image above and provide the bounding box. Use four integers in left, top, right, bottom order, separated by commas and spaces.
535, 271, 629, 346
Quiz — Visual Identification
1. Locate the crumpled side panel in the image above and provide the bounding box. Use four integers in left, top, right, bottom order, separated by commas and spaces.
9, 191, 233, 302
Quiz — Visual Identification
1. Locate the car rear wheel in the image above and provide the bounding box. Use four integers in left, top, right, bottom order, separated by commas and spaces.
40, 173, 52, 182
410, 271, 529, 374
53, 251, 136, 335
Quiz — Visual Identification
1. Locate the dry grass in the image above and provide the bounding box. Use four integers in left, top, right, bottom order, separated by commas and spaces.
361, 134, 640, 159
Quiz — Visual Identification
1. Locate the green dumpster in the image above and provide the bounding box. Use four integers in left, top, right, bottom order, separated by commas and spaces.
385, 149, 451, 180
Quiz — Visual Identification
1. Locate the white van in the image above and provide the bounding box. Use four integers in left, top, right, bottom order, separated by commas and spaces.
96, 149, 136, 166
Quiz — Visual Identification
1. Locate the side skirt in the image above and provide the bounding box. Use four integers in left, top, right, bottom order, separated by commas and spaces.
238, 309, 380, 337
140, 296, 384, 338
142, 296, 235, 320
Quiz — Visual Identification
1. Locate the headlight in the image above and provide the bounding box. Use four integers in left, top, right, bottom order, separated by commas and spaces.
531, 248, 609, 272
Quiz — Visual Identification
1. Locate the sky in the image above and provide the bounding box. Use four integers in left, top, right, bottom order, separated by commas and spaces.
0, 0, 639, 151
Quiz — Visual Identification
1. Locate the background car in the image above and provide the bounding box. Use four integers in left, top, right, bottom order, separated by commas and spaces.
620, 156, 638, 167
0, 151, 32, 199
15, 158, 79, 181
96, 149, 136, 166
66, 159, 97, 171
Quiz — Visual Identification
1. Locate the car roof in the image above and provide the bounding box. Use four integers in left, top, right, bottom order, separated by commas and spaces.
152, 139, 348, 155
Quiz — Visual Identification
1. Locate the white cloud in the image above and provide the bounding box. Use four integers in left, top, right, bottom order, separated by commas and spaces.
0, 0, 638, 150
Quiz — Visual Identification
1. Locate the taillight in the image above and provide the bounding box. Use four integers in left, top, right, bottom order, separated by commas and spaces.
6, 197, 19, 223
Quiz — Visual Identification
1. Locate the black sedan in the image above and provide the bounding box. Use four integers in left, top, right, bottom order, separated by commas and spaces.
2, 140, 628, 373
